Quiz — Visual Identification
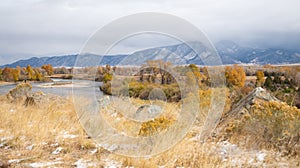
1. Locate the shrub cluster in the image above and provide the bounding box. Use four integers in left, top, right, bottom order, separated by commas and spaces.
226, 101, 300, 156
100, 80, 181, 102
138, 116, 175, 136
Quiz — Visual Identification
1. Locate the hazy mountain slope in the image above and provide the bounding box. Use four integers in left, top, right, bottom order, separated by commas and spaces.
1, 41, 299, 68
216, 40, 300, 64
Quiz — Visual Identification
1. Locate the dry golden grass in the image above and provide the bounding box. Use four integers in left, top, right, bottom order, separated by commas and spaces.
0, 95, 103, 167
0, 90, 227, 167
0, 87, 299, 167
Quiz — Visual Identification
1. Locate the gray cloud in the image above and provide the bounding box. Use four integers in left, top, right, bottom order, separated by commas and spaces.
0, 0, 299, 64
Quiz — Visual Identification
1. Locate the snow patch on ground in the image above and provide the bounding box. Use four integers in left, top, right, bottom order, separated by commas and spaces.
104, 158, 122, 168
213, 141, 268, 167
57, 131, 78, 139
27, 161, 63, 167
74, 159, 98, 168
50, 142, 59, 147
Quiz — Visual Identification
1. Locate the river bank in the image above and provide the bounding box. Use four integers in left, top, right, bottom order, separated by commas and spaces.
0, 79, 103, 97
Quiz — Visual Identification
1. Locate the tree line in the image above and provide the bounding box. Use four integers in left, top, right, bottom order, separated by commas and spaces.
0, 64, 53, 82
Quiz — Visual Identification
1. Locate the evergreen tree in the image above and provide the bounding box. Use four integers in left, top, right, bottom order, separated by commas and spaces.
264, 75, 274, 91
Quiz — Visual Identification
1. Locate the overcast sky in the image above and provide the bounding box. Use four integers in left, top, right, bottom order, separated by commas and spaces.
0, 0, 299, 64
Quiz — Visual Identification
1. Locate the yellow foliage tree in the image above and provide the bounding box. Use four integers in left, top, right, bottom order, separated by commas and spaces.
42, 64, 53, 76
186, 71, 196, 86
34, 69, 43, 81
12, 69, 20, 82
225, 64, 246, 88
26, 65, 34, 80
256, 70, 265, 87
2, 67, 14, 81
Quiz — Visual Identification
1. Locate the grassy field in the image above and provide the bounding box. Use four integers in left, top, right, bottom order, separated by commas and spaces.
0, 86, 299, 167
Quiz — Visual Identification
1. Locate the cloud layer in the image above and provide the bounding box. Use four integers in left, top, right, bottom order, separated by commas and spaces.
0, 0, 299, 64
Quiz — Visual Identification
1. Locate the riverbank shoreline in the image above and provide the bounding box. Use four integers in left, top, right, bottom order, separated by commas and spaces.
0, 81, 16, 86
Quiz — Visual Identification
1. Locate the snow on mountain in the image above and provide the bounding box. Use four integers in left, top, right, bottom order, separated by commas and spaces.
1, 41, 299, 68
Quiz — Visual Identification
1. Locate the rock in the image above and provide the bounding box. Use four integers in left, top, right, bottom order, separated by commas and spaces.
52, 147, 63, 155
6, 82, 32, 103
218, 87, 279, 125
27, 161, 63, 167
135, 105, 162, 120
24, 91, 64, 107
26, 144, 35, 150
212, 87, 282, 142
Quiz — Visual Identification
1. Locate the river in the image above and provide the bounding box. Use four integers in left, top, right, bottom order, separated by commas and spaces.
0, 79, 103, 97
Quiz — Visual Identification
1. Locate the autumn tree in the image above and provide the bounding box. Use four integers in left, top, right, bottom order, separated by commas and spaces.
105, 64, 111, 73
140, 60, 174, 84
188, 64, 199, 72
0, 68, 2, 81
97, 66, 104, 75
42, 64, 53, 76
188, 64, 207, 87
186, 71, 196, 86
34, 69, 43, 81
2, 67, 13, 81
143, 60, 159, 83
256, 70, 265, 87
225, 64, 246, 88
160, 61, 173, 84
26, 65, 34, 80
103, 73, 112, 83
12, 69, 20, 82
16, 66, 21, 75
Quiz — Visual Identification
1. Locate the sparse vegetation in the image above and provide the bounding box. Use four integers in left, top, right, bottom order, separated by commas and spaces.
1, 64, 300, 167
223, 101, 300, 157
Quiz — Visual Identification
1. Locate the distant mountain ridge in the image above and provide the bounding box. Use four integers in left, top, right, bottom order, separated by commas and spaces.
1, 41, 300, 68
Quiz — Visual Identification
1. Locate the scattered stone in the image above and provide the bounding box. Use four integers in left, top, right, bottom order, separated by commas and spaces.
104, 158, 122, 168
50, 142, 59, 147
26, 144, 34, 150
98, 96, 111, 107
219, 87, 279, 125
41, 142, 48, 146
52, 147, 63, 155
90, 149, 98, 154
256, 151, 266, 162
135, 105, 162, 120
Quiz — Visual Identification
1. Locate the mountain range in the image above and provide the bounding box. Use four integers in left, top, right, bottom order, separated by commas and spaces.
1, 41, 299, 68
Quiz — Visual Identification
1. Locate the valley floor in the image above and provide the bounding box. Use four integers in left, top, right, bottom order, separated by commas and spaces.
0, 92, 299, 167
